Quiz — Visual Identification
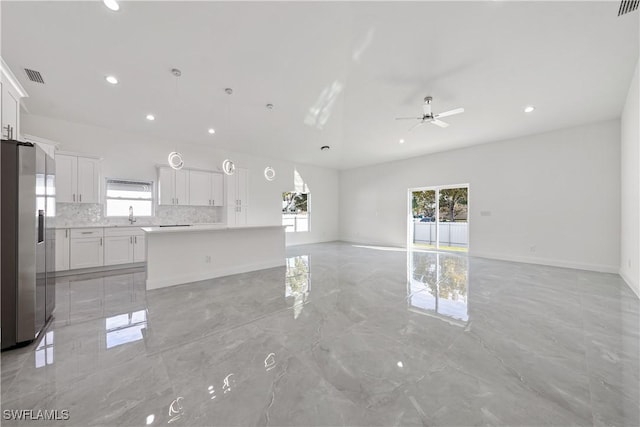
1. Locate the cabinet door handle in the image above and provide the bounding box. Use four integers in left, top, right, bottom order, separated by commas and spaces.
177, 198, 179, 205
65, 229, 68, 238
134, 236, 137, 244
73, 194, 76, 202
79, 194, 82, 202
212, 199, 215, 206
100, 238, 103, 246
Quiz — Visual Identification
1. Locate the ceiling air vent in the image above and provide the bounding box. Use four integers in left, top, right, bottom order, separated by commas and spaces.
618, 0, 639, 16
24, 68, 44, 84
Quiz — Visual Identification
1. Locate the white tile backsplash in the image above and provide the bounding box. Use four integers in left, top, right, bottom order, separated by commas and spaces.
53, 203, 221, 227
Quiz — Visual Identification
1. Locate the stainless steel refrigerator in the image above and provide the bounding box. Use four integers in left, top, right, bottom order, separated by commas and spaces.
1, 139, 56, 350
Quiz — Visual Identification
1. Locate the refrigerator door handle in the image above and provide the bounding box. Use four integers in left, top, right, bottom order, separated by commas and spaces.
37, 210, 45, 243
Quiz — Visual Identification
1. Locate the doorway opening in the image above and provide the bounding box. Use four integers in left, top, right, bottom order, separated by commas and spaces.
408, 184, 469, 252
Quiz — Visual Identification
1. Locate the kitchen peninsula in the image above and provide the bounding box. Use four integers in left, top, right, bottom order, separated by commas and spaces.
141, 224, 286, 289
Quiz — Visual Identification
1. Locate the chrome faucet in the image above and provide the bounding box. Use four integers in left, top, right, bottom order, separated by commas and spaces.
128, 206, 136, 224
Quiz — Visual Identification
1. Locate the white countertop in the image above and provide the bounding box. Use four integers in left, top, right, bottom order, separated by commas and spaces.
141, 224, 286, 234
54, 223, 224, 230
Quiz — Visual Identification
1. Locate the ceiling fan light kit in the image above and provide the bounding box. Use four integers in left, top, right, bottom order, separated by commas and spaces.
395, 96, 464, 132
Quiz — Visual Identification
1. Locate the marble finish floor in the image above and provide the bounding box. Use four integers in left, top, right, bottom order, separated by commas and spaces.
1, 242, 638, 426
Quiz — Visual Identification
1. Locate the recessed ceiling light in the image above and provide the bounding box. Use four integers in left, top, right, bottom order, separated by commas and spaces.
103, 0, 120, 11
399, 139, 405, 144
524, 106, 535, 113
320, 145, 330, 151
105, 75, 118, 85
266, 104, 274, 110
208, 128, 215, 134
146, 114, 155, 121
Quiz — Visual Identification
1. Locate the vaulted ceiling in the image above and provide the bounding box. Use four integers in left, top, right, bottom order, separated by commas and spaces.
2, 1, 638, 169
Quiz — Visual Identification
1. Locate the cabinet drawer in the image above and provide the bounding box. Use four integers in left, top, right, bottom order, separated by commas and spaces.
104, 227, 145, 237
70, 228, 104, 238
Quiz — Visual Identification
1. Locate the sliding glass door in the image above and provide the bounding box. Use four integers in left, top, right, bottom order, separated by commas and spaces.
410, 185, 468, 252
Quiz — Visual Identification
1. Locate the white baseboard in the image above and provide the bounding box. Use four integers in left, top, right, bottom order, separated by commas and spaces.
146, 259, 285, 290
471, 251, 619, 274
340, 238, 407, 249
619, 269, 640, 299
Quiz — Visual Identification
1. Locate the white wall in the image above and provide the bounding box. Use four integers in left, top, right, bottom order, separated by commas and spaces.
620, 60, 639, 297
21, 114, 340, 246
339, 120, 621, 273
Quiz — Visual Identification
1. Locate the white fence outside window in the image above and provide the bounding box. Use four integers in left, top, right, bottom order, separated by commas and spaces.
413, 221, 468, 246
283, 213, 309, 233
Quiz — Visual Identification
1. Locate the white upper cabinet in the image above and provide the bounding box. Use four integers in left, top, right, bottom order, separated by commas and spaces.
226, 167, 249, 226
212, 173, 224, 206
0, 58, 27, 140
158, 167, 175, 205
189, 170, 225, 206
76, 157, 100, 203
158, 167, 190, 206
174, 169, 189, 206
55, 154, 77, 203
1, 82, 19, 139
189, 170, 212, 206
160, 166, 224, 207
237, 168, 248, 206
55, 153, 101, 204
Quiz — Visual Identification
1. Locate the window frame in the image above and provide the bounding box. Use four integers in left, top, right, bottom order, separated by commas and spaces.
104, 177, 155, 217
282, 191, 310, 233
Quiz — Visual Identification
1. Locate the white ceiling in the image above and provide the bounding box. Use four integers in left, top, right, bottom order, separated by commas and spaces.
1, 1, 638, 170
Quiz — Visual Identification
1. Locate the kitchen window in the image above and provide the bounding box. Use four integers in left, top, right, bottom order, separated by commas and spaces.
282, 192, 309, 232
105, 179, 154, 217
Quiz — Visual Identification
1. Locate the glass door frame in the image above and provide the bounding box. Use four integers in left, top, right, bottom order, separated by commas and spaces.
407, 183, 470, 252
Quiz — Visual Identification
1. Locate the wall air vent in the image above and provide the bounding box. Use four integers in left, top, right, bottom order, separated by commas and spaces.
618, 0, 639, 16
24, 68, 44, 84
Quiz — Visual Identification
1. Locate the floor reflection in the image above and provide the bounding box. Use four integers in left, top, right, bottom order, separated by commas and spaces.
408, 251, 469, 325
34, 331, 54, 368
285, 255, 310, 318
105, 310, 147, 349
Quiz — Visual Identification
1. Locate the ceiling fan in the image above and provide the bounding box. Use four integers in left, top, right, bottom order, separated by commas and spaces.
396, 96, 464, 131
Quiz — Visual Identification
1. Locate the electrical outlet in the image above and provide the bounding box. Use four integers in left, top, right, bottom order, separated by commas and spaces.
205, 255, 212, 264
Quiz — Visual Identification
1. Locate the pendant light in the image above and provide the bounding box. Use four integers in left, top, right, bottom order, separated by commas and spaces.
168, 68, 184, 170
221, 88, 235, 175
222, 159, 235, 176
264, 167, 275, 181
263, 104, 276, 182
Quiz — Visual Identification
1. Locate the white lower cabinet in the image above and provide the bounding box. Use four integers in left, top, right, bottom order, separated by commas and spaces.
69, 228, 104, 269
55, 229, 70, 271
104, 235, 134, 265
58, 227, 146, 271
104, 228, 145, 265
133, 234, 146, 262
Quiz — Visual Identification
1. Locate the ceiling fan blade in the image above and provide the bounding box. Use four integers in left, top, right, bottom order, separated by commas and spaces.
430, 119, 449, 128
435, 107, 464, 118
395, 117, 422, 120
409, 121, 425, 132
